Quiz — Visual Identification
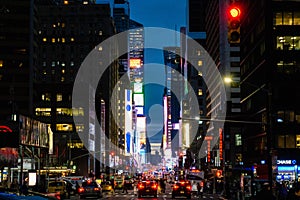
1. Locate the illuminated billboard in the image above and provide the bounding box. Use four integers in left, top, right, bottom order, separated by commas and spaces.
125, 89, 133, 156
130, 58, 141, 68
135, 106, 144, 116
134, 93, 144, 106
133, 82, 143, 93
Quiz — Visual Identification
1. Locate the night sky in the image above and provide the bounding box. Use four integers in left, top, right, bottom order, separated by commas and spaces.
97, 0, 187, 143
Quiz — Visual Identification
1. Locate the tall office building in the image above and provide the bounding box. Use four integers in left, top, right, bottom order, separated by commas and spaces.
162, 47, 181, 166
240, 0, 300, 183
181, 0, 207, 169
204, 0, 242, 175
34, 2, 118, 176
0, 0, 37, 121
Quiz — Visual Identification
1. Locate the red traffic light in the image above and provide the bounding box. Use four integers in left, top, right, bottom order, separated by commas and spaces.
229, 7, 241, 18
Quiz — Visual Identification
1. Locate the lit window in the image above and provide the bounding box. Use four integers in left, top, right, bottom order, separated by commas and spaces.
0, 60, 3, 67
71, 37, 75, 42
99, 31, 102, 36
76, 125, 84, 132
35, 108, 51, 116
235, 134, 242, 146
43, 38, 47, 42
52, 38, 55, 43
52, 61, 55, 67
198, 60, 203, 66
42, 70, 46, 75
198, 89, 203, 96
57, 94, 62, 101
56, 124, 73, 131
42, 93, 51, 101
64, 0, 68, 5
42, 61, 46, 67
70, 61, 74, 66
198, 71, 203, 76
61, 23, 65, 28
197, 50, 201, 56
72, 108, 84, 116
61, 62, 65, 67
61, 77, 65, 82
56, 108, 73, 116
61, 69, 65, 74
98, 46, 103, 51
52, 24, 56, 28
62, 38, 65, 43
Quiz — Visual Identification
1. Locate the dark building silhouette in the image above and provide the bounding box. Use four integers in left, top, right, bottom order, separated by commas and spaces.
240, 0, 300, 184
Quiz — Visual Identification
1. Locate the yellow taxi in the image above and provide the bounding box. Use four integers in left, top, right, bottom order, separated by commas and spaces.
101, 181, 114, 194
47, 180, 67, 199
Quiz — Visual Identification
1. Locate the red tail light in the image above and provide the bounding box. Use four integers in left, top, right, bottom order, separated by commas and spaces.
151, 184, 157, 189
186, 185, 191, 190
173, 185, 179, 189
94, 187, 100, 191
180, 181, 185, 185
138, 184, 144, 189
146, 181, 150, 184
78, 187, 85, 193
55, 192, 61, 200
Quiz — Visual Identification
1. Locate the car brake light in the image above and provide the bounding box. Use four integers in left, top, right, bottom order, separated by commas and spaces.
151, 184, 157, 189
186, 185, 191, 190
173, 185, 179, 189
146, 181, 150, 184
94, 187, 100, 191
55, 192, 61, 200
180, 181, 185, 185
138, 184, 144, 189
78, 187, 85, 193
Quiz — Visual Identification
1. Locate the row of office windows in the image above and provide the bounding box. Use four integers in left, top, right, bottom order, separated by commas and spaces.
274, 11, 300, 26
276, 36, 300, 50
35, 107, 84, 116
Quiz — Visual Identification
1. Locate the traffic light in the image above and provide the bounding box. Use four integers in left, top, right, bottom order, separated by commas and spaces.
228, 5, 241, 43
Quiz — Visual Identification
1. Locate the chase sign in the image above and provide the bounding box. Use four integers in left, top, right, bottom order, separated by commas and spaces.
277, 159, 297, 165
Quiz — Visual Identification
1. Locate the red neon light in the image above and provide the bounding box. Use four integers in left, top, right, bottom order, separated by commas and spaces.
207, 140, 211, 162
0, 126, 13, 133
219, 128, 223, 161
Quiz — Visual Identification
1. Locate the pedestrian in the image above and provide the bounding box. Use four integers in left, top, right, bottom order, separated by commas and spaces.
66, 181, 72, 198
197, 181, 204, 198
75, 181, 80, 194
123, 177, 129, 194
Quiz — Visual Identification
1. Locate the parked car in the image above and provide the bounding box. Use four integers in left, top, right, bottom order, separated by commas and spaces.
137, 180, 158, 198
78, 180, 103, 199
172, 180, 192, 199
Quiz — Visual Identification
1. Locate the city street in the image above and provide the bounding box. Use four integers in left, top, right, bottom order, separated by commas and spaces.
66, 191, 225, 200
